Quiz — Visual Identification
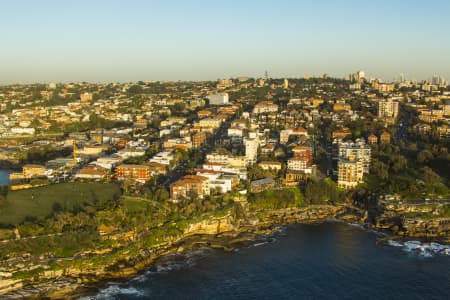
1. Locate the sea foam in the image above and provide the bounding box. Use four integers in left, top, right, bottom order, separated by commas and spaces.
386, 240, 450, 258
78, 284, 145, 300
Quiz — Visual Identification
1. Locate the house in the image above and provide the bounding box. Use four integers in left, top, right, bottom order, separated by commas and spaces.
368, 134, 378, 145
380, 131, 391, 144
332, 128, 352, 140
197, 110, 213, 119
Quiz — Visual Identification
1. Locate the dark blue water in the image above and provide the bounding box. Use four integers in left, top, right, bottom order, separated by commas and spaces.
82, 223, 450, 300
0, 169, 12, 185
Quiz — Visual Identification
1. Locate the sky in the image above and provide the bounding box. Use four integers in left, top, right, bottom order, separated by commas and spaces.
1, 0, 450, 84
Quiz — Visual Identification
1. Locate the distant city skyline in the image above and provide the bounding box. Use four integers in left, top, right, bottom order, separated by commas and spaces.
1, 0, 450, 84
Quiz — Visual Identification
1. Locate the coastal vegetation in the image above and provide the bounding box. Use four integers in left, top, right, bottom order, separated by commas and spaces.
248, 188, 305, 210
355, 131, 450, 202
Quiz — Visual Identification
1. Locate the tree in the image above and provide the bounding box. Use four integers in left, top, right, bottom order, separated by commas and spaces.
391, 154, 407, 173
128, 85, 143, 95
155, 188, 169, 202
172, 102, 186, 114
371, 158, 389, 180
417, 150, 433, 164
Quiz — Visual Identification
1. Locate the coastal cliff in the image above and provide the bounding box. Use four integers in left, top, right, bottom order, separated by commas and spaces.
1, 201, 448, 299
371, 202, 450, 241
0, 205, 348, 299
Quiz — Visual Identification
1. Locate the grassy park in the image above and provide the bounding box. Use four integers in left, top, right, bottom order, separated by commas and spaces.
0, 182, 122, 226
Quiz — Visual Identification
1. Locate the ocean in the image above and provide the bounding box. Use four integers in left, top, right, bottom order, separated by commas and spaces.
0, 169, 12, 185
80, 222, 450, 299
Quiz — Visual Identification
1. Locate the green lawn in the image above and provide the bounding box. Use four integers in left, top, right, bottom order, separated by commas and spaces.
248, 188, 305, 210
0, 182, 121, 226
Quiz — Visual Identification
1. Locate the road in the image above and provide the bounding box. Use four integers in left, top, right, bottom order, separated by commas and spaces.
396, 105, 412, 146
163, 120, 231, 188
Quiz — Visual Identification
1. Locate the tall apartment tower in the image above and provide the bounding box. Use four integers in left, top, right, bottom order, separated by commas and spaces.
244, 137, 259, 164
378, 99, 399, 123
337, 155, 364, 189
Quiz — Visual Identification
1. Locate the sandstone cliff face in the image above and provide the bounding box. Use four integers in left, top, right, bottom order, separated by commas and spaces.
0, 280, 23, 295
373, 203, 450, 238
255, 205, 345, 224
0, 205, 407, 299
402, 218, 450, 238
185, 215, 235, 235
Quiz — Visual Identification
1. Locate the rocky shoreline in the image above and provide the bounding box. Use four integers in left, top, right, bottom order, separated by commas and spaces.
1, 205, 350, 299
1, 204, 448, 300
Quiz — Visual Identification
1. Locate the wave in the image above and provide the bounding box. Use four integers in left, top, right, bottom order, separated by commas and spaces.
347, 222, 365, 229
77, 285, 145, 300
386, 240, 450, 258
386, 240, 403, 247
252, 241, 270, 247
151, 247, 211, 274
345, 221, 388, 237
81, 247, 213, 299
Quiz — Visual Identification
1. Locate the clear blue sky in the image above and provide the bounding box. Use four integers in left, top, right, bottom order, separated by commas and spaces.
1, 0, 449, 83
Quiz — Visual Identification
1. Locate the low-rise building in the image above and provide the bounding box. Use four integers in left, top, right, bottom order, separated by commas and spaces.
116, 148, 146, 159
280, 128, 308, 144
192, 132, 207, 148
285, 170, 311, 185
77, 144, 108, 156
147, 162, 168, 176
209, 178, 233, 194
22, 164, 46, 178
75, 165, 108, 180
198, 118, 221, 129
115, 164, 151, 182
170, 175, 210, 201
250, 177, 275, 193
292, 145, 312, 167
287, 158, 310, 172
149, 151, 175, 167
207, 93, 229, 105
252, 101, 278, 114
258, 161, 282, 171
380, 131, 391, 144
368, 134, 378, 145
332, 128, 352, 140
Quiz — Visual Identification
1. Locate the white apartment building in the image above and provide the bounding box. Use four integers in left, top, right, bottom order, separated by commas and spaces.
244, 137, 259, 164
208, 93, 229, 105
287, 158, 312, 173
338, 157, 364, 189
378, 99, 399, 120
337, 139, 371, 173
252, 101, 278, 114
149, 151, 175, 166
